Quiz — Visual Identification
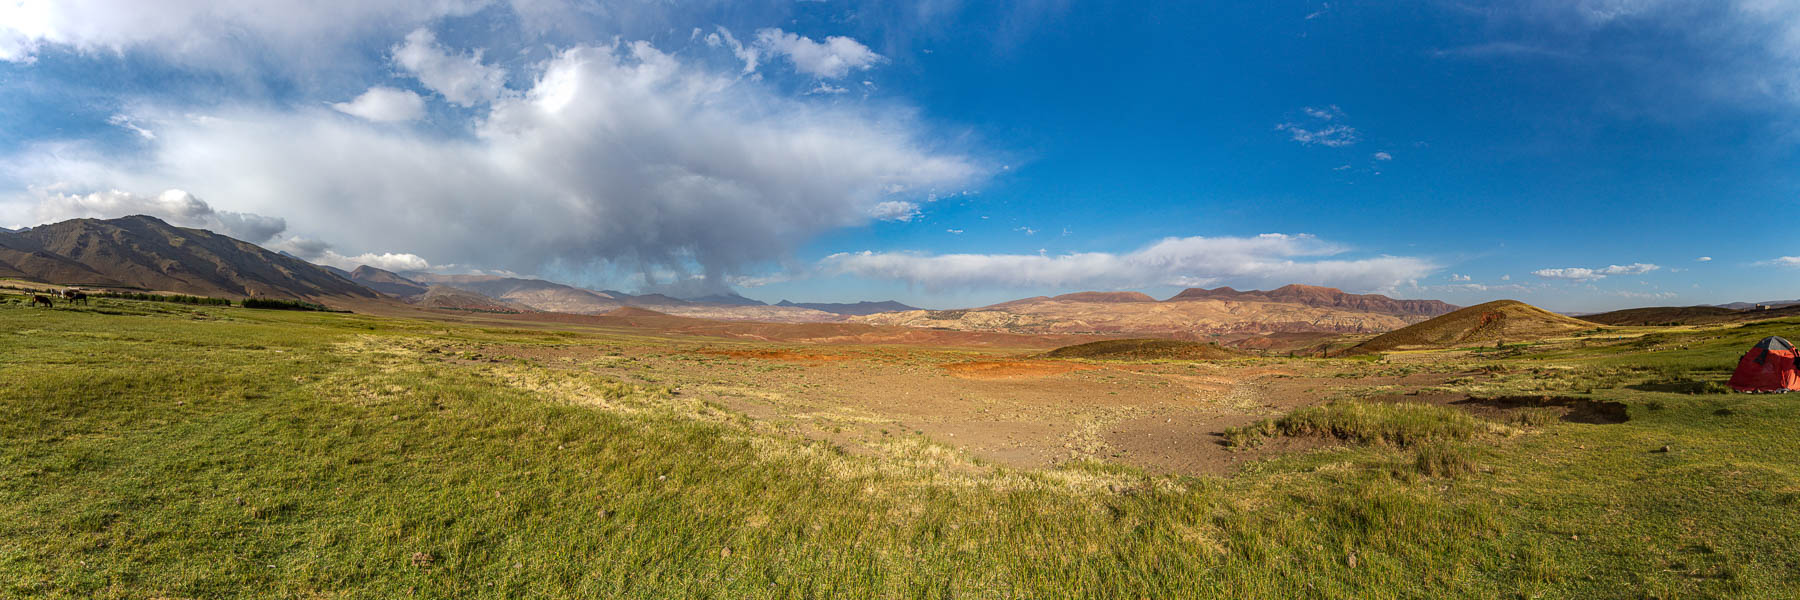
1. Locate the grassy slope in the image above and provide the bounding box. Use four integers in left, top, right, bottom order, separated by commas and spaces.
1353, 300, 1597, 353
3, 294, 1799, 597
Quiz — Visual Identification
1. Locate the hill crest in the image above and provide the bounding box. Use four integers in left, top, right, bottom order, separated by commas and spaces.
605, 306, 670, 317
411, 285, 527, 313
404, 273, 623, 314
350, 265, 428, 298
1351, 300, 1596, 353
1168, 284, 1457, 317
776, 299, 919, 315
1051, 291, 1157, 303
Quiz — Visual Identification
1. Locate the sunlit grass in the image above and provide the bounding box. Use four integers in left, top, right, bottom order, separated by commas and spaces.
4, 293, 1800, 597
1223, 400, 1497, 448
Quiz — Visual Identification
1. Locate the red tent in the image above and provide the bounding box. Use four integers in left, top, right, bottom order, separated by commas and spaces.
1728, 336, 1800, 393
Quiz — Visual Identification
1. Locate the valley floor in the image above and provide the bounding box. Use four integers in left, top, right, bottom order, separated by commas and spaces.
3, 293, 1798, 598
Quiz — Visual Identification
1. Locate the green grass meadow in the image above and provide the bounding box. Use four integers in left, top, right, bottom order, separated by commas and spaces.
4, 294, 1800, 598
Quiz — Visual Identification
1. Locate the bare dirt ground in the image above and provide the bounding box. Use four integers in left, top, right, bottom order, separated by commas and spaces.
329, 299, 1517, 476
444, 327, 1474, 476
340, 299, 1095, 349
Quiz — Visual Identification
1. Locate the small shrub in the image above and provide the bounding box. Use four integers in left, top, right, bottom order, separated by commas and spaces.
98, 291, 232, 305
241, 298, 338, 312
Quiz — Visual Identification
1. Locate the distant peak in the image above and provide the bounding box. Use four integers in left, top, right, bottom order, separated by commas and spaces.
605, 306, 668, 317
683, 293, 766, 306
109, 214, 176, 228
1272, 283, 1340, 293
1050, 291, 1157, 303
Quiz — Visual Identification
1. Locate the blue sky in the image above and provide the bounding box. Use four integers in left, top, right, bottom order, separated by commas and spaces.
3, 1, 1799, 311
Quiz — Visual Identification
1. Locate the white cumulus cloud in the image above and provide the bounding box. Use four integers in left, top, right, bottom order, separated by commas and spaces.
330, 86, 426, 122
753, 28, 883, 79
869, 200, 920, 222
0, 0, 488, 70
1531, 263, 1660, 281
29, 188, 286, 243
822, 233, 1437, 292
392, 28, 508, 107
1766, 256, 1800, 267
3, 33, 980, 292
314, 250, 432, 272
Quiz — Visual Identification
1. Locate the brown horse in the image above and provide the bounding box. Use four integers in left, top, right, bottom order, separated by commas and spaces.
61, 289, 88, 305
30, 294, 52, 308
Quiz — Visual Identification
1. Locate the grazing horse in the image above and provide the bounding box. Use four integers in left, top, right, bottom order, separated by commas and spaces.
61, 289, 88, 305
29, 294, 52, 308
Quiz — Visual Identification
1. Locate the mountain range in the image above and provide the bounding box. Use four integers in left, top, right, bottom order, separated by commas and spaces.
854, 285, 1460, 337
1165, 284, 1458, 317
1713, 300, 1800, 311
336, 269, 844, 322
775, 299, 920, 315
0, 215, 373, 300
5, 215, 1484, 337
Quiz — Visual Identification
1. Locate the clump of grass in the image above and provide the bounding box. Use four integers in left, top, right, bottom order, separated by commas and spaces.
1508, 407, 1563, 427
1413, 441, 1480, 478
1667, 380, 1732, 395
1225, 400, 1492, 448
1220, 420, 1279, 448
